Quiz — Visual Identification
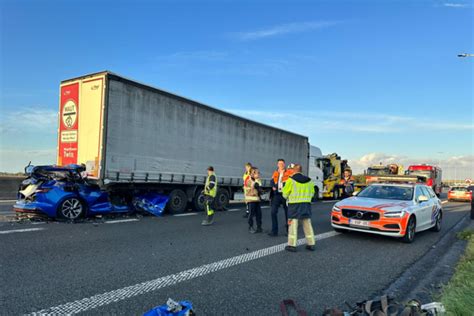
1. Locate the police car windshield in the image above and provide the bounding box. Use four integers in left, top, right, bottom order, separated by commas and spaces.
358, 185, 414, 201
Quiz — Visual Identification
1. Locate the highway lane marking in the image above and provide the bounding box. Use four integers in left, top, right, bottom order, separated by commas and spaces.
441, 201, 448, 204
322, 200, 340, 203
261, 206, 270, 209
29, 230, 340, 315
227, 208, 242, 212
0, 228, 45, 234
0, 200, 17, 203
173, 213, 198, 217
105, 219, 140, 224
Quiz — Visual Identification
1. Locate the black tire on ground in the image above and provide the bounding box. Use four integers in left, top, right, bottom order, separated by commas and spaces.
430, 211, 442, 232
215, 189, 230, 211
402, 216, 416, 243
192, 190, 206, 212
57, 197, 85, 220
167, 189, 188, 214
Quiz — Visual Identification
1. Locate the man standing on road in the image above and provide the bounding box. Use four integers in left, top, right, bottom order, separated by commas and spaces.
242, 162, 252, 218
339, 168, 355, 199
244, 167, 263, 233
202, 166, 217, 226
282, 164, 315, 252
269, 159, 291, 237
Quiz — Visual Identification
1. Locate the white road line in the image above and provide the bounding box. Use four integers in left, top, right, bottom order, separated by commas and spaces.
0, 228, 45, 234
173, 213, 198, 217
104, 219, 139, 224
227, 209, 242, 212
441, 200, 448, 204
29, 230, 339, 315
322, 200, 340, 203
0, 200, 17, 203
261, 206, 270, 209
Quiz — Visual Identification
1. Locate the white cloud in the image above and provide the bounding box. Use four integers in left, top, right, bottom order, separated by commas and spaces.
234, 21, 341, 41
0, 108, 57, 134
349, 152, 474, 179
227, 109, 474, 134
0, 149, 56, 173
443, 3, 470, 8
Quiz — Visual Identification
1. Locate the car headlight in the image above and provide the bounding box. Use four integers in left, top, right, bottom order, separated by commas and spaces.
384, 210, 406, 218
332, 206, 341, 212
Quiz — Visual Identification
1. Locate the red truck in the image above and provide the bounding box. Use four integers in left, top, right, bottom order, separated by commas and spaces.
407, 165, 442, 196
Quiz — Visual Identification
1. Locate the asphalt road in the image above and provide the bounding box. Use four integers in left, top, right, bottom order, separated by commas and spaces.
0, 195, 471, 315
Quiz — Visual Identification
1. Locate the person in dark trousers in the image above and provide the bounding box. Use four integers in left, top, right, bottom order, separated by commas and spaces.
242, 162, 252, 218
201, 166, 217, 226
268, 159, 292, 237
339, 168, 355, 199
282, 164, 315, 252
244, 167, 263, 233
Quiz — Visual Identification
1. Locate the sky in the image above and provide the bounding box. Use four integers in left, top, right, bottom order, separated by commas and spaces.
0, 0, 473, 179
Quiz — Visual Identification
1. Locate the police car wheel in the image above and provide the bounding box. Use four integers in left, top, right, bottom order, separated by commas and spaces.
430, 211, 442, 232
402, 216, 416, 243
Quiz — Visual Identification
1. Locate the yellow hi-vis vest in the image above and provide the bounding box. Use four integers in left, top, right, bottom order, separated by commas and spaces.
282, 175, 314, 204
205, 173, 217, 197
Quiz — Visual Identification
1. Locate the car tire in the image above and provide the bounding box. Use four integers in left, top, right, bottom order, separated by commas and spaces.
430, 211, 442, 232
402, 216, 416, 243
167, 189, 188, 214
215, 189, 230, 211
57, 197, 85, 220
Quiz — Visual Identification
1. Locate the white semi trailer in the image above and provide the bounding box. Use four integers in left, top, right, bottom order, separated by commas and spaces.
57, 71, 321, 213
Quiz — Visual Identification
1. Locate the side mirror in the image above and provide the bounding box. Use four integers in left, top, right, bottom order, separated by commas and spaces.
418, 195, 429, 203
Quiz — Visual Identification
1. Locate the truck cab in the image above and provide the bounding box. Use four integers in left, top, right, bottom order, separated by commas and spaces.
308, 146, 324, 200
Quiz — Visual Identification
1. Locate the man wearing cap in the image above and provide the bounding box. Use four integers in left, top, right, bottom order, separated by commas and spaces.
202, 166, 217, 226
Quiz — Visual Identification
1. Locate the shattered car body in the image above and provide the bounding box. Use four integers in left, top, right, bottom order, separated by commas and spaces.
14, 164, 169, 220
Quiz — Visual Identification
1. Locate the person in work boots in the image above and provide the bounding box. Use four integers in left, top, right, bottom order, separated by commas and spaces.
245, 167, 263, 233
242, 162, 252, 218
268, 159, 292, 237
201, 166, 217, 226
282, 164, 315, 252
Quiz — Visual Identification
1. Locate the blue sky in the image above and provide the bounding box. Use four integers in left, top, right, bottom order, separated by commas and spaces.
0, 0, 473, 177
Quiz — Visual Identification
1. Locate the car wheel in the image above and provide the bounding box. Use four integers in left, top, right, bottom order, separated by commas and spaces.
402, 216, 416, 243
58, 197, 85, 220
167, 189, 188, 214
430, 211, 442, 232
192, 190, 205, 212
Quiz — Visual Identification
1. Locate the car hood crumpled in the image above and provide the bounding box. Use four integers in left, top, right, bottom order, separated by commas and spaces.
335, 197, 413, 212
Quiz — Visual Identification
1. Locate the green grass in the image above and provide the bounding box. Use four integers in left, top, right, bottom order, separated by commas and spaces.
440, 229, 474, 315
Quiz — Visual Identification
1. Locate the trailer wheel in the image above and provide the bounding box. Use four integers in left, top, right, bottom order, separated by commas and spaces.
193, 190, 206, 212
215, 189, 230, 211
167, 189, 188, 214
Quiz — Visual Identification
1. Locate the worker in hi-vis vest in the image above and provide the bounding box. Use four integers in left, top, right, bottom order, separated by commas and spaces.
282, 163, 316, 252
202, 166, 217, 226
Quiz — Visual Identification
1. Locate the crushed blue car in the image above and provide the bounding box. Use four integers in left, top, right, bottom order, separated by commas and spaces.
14, 164, 169, 220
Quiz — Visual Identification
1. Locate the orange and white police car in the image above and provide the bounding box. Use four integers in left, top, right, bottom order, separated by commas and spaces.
331, 181, 442, 243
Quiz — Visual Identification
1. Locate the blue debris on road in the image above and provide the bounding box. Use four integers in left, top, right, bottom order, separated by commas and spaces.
133, 193, 169, 217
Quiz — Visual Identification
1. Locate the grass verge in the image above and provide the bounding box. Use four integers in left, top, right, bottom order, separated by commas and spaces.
440, 229, 474, 315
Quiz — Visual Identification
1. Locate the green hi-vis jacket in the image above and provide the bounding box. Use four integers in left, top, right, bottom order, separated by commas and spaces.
205, 173, 217, 197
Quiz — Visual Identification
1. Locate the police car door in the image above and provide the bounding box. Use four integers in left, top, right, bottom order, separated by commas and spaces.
414, 185, 431, 230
